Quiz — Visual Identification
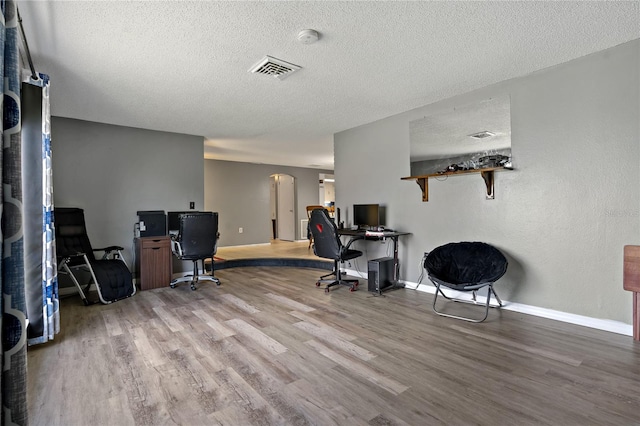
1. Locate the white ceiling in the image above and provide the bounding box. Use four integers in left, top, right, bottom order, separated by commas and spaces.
18, 1, 640, 170
410, 95, 512, 161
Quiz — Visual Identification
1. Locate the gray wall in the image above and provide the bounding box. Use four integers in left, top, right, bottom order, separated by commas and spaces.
335, 40, 639, 324
52, 117, 205, 269
204, 159, 333, 246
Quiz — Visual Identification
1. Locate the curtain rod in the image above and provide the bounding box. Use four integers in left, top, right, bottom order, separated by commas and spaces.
16, 6, 38, 81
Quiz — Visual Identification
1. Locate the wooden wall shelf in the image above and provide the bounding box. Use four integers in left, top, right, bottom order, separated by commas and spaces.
401, 166, 509, 202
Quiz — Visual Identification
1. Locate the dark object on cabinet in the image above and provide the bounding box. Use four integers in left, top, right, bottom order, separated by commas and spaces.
55, 207, 136, 305
137, 210, 166, 237
135, 236, 172, 290
309, 208, 362, 293
170, 212, 221, 291
424, 241, 508, 322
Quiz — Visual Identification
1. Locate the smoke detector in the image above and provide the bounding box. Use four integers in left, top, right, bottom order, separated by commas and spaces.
248, 55, 301, 80
298, 29, 319, 44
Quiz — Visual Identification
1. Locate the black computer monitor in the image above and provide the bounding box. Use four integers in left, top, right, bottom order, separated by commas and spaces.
167, 211, 198, 233
353, 204, 382, 229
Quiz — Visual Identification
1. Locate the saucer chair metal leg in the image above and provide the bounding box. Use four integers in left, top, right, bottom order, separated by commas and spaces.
431, 282, 496, 323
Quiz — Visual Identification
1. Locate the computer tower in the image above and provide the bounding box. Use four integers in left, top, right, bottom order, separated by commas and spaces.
368, 257, 395, 293
137, 210, 167, 237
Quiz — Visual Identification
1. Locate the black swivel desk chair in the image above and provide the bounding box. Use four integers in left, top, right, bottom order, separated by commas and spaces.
170, 212, 221, 291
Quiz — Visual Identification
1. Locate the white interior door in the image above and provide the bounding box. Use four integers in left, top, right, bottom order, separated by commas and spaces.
276, 174, 296, 241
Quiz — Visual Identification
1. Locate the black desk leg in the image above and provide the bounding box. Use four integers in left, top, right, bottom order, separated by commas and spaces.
392, 236, 405, 290
376, 236, 405, 295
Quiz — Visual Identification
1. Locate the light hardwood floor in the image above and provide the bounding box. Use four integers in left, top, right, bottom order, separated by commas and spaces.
215, 240, 318, 261
28, 247, 640, 425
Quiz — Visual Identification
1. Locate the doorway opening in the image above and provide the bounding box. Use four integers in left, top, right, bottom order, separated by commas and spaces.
319, 173, 335, 206
269, 174, 296, 241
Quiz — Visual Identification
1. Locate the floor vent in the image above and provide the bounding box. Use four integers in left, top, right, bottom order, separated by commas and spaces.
249, 55, 301, 80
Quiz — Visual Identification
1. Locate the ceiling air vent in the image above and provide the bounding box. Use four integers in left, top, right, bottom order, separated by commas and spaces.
248, 55, 301, 80
468, 131, 495, 140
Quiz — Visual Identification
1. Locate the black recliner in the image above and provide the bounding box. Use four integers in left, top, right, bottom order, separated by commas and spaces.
424, 241, 508, 322
55, 207, 135, 305
309, 208, 362, 292
170, 212, 221, 290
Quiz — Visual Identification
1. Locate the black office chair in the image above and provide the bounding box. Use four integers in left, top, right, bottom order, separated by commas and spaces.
55, 207, 136, 305
170, 212, 221, 290
424, 241, 508, 322
306, 205, 326, 249
309, 208, 362, 292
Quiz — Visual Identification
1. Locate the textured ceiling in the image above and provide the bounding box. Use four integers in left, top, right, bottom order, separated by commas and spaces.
410, 96, 511, 161
18, 1, 640, 170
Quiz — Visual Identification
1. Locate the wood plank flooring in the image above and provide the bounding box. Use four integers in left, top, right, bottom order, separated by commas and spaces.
215, 240, 318, 261
28, 265, 640, 425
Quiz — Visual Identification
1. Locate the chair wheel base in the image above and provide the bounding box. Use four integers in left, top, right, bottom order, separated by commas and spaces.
320, 279, 359, 293
171, 274, 221, 290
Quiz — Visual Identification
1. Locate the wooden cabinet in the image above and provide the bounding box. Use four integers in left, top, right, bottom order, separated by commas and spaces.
624, 245, 640, 341
135, 236, 172, 290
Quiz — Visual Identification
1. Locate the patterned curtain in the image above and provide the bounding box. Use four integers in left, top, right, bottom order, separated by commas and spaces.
1, 1, 58, 424
24, 73, 58, 347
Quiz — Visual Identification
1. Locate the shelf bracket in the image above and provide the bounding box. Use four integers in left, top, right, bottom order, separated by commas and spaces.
481, 170, 495, 200
416, 177, 428, 202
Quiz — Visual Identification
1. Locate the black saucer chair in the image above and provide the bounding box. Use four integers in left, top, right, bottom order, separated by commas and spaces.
170, 212, 221, 290
55, 207, 135, 305
424, 241, 508, 322
309, 208, 362, 293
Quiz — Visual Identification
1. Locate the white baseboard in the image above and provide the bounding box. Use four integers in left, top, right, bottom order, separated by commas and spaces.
343, 268, 633, 337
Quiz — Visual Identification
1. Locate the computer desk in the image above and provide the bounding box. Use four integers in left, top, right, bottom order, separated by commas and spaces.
337, 228, 410, 294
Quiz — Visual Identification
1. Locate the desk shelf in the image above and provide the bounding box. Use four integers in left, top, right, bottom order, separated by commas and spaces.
401, 166, 509, 202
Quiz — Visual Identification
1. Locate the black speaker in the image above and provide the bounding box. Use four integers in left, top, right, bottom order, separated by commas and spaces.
137, 210, 166, 237
367, 257, 395, 293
